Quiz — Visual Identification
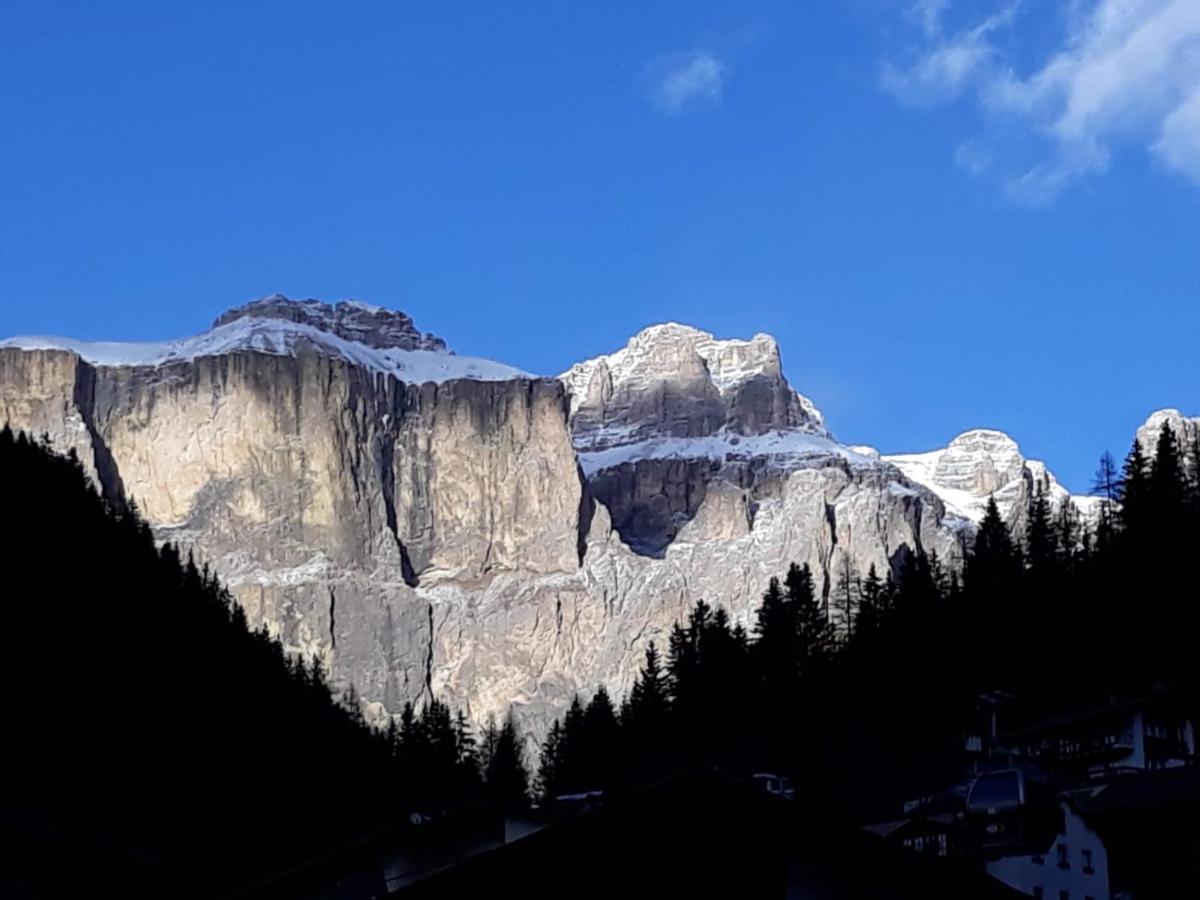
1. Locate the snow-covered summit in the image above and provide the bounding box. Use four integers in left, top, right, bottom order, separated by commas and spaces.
560, 322, 829, 466
884, 428, 1091, 524
0, 295, 530, 385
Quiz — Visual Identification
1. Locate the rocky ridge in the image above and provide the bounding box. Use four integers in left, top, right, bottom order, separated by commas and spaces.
0, 297, 1116, 736
882, 429, 1100, 528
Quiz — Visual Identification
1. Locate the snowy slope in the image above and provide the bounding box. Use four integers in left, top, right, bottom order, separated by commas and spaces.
883, 430, 1101, 524
576, 428, 882, 477
0, 314, 530, 385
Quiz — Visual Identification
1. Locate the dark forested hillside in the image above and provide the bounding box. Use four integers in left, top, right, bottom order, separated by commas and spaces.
7, 420, 1200, 894
0, 429, 408, 896
539, 424, 1200, 821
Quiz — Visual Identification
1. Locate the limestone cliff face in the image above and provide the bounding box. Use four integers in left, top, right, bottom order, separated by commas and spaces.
0, 302, 583, 727
0, 298, 1051, 737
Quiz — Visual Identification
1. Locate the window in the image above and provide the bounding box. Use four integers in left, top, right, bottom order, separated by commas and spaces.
1082, 848, 1094, 874
1057, 843, 1070, 869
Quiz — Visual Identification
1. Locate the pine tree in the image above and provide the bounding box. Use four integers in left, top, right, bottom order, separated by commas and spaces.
1024, 484, 1057, 578
1118, 437, 1151, 535
552, 695, 588, 794
537, 719, 564, 800
625, 642, 668, 728
754, 575, 797, 698
668, 601, 712, 709
832, 555, 860, 637
621, 642, 670, 786
582, 687, 620, 789
482, 710, 529, 810
1093, 451, 1121, 550
965, 497, 1021, 593
856, 564, 886, 635
790, 563, 834, 677
1150, 423, 1188, 537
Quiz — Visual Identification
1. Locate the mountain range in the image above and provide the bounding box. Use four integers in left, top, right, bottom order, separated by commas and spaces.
1, 295, 1189, 734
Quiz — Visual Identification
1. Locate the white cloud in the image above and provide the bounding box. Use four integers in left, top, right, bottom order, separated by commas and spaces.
912, 0, 952, 39
1156, 87, 1200, 183
647, 52, 725, 115
954, 139, 994, 176
883, 0, 1200, 200
882, 3, 1020, 106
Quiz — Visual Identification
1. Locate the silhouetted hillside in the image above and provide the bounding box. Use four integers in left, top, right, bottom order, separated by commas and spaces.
0, 429, 404, 896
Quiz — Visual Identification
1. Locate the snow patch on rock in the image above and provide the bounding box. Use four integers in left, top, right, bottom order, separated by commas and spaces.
1, 298, 530, 385
884, 429, 1096, 524
577, 428, 879, 477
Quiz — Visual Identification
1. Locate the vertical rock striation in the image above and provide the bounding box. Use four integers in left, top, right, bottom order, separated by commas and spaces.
0, 298, 1107, 737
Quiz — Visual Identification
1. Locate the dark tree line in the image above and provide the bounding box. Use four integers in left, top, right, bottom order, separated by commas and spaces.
0, 429, 530, 897
538, 423, 1200, 821
9, 418, 1199, 887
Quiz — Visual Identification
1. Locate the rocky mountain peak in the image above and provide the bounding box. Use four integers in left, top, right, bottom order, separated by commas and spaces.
213, 294, 447, 352
883, 428, 1080, 525
933, 429, 1026, 496
560, 322, 827, 453
614, 322, 783, 388
1137, 408, 1200, 452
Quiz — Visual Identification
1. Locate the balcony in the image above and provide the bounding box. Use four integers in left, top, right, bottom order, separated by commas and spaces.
1049, 732, 1133, 763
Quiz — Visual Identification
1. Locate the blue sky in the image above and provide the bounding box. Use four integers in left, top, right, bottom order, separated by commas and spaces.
1, 1, 1197, 492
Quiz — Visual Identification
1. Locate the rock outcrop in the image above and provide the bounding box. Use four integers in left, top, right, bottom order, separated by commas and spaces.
1137, 408, 1200, 454
0, 298, 1106, 738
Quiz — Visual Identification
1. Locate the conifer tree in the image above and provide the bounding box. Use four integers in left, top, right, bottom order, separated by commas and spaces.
1150, 423, 1188, 537
965, 497, 1021, 592
481, 710, 529, 810
625, 642, 668, 729
622, 642, 670, 784
552, 695, 588, 793
582, 686, 620, 788
856, 564, 886, 635
832, 555, 860, 637
537, 719, 564, 800
1024, 484, 1057, 578
1118, 437, 1151, 535
1093, 451, 1121, 550
790, 562, 834, 677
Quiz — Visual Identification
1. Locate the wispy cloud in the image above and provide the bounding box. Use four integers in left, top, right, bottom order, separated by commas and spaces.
882, 3, 1020, 107
646, 52, 726, 115
911, 0, 952, 39
881, 0, 1200, 201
